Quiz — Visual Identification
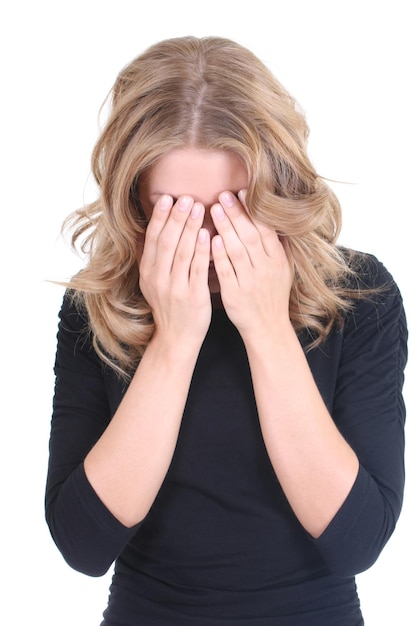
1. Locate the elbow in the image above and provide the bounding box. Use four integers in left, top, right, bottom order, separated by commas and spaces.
62, 552, 113, 578
317, 513, 399, 578
315, 465, 403, 577
324, 547, 382, 578
45, 506, 116, 578
45, 465, 137, 578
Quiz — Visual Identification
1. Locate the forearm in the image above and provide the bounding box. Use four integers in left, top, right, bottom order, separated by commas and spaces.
244, 322, 359, 539
84, 335, 200, 528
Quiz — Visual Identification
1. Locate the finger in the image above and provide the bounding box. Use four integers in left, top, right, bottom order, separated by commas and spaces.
211, 198, 256, 269
171, 201, 205, 279
211, 234, 239, 288
146, 195, 196, 276
140, 194, 174, 267
219, 191, 254, 229
189, 228, 211, 291
261, 227, 285, 259
237, 189, 282, 260
156, 194, 194, 252
136, 231, 146, 266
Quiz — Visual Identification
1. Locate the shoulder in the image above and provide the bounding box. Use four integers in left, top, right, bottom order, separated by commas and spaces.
340, 247, 398, 293
55, 290, 99, 367
338, 248, 407, 362
58, 289, 90, 332
339, 247, 406, 327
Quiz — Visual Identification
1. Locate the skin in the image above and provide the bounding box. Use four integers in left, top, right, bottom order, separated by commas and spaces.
84, 147, 359, 537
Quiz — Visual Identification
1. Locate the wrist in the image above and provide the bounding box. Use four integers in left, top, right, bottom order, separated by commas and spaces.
147, 328, 205, 366
241, 317, 295, 354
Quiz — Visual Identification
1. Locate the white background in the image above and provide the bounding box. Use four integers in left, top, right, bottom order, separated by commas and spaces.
1, 1, 415, 624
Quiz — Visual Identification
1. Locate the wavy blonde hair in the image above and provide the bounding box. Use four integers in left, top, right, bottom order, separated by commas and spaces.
64, 35, 362, 378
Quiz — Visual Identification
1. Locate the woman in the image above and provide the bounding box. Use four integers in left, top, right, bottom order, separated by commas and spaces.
45, 36, 407, 625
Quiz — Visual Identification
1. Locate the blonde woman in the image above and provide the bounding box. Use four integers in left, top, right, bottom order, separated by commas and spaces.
45, 37, 407, 625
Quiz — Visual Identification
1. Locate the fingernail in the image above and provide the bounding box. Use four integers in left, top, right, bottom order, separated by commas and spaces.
178, 195, 193, 211
212, 203, 225, 220
213, 235, 224, 249
158, 194, 173, 210
191, 202, 202, 219
220, 192, 234, 207
238, 189, 247, 204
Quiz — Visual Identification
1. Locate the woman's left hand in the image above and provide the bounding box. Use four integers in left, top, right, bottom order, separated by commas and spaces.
210, 190, 293, 340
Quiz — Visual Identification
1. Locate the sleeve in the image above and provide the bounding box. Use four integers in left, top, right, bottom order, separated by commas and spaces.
45, 293, 141, 577
314, 255, 408, 577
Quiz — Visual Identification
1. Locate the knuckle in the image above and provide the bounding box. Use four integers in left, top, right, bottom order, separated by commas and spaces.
176, 248, 190, 264
157, 232, 173, 252
229, 243, 246, 261
242, 230, 259, 248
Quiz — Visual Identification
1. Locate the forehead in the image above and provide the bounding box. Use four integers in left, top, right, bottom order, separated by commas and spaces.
142, 148, 248, 205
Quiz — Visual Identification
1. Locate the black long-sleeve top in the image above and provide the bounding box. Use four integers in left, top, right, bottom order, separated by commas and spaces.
45, 252, 408, 625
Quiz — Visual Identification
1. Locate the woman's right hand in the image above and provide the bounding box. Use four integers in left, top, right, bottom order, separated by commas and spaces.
138, 194, 212, 347
84, 195, 211, 528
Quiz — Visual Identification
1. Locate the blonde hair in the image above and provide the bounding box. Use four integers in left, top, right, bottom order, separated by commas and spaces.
64, 36, 362, 378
